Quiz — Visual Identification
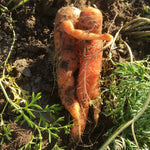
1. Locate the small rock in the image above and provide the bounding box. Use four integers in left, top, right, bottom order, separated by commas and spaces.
22, 68, 32, 77
13, 59, 32, 77
26, 15, 36, 29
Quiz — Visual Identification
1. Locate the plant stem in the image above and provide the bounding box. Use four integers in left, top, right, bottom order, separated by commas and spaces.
109, 26, 123, 65
122, 17, 150, 31
131, 122, 140, 150
0, 80, 43, 149
0, 81, 21, 112
0, 101, 8, 126
3, 18, 16, 76
99, 89, 150, 150
11, 0, 29, 11
127, 31, 150, 37
123, 41, 133, 63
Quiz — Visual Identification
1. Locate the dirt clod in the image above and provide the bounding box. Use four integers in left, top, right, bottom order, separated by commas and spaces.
13, 59, 32, 77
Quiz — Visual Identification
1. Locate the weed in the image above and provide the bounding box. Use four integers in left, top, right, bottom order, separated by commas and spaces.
122, 17, 150, 41
0, 0, 29, 13
100, 62, 150, 150
0, 123, 13, 145
99, 16, 150, 149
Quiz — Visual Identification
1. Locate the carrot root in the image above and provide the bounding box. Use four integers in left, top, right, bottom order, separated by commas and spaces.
54, 6, 113, 142
76, 7, 104, 134
54, 7, 82, 141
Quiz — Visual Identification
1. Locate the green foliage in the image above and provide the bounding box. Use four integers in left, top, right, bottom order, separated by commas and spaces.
0, 123, 13, 145
103, 62, 150, 149
0, 0, 29, 13
144, 7, 150, 15
0, 88, 71, 149
52, 140, 67, 150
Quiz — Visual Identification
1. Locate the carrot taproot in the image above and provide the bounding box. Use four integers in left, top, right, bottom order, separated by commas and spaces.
54, 6, 113, 142
76, 7, 113, 135
54, 7, 82, 141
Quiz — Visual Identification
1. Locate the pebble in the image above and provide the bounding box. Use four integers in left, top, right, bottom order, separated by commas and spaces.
13, 59, 32, 77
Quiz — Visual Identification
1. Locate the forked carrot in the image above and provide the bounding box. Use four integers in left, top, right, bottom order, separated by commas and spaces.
54, 6, 113, 142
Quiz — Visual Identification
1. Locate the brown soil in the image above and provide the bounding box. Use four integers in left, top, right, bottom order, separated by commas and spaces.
0, 0, 149, 150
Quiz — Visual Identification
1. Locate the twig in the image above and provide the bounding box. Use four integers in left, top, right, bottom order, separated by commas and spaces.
107, 12, 118, 34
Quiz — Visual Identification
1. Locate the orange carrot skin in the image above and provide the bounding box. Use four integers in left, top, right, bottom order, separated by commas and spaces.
54, 6, 113, 141
76, 7, 103, 134
54, 7, 82, 140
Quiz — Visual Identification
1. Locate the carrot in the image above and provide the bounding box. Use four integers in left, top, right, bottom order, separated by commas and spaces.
54, 7, 82, 141
76, 7, 113, 135
54, 6, 113, 142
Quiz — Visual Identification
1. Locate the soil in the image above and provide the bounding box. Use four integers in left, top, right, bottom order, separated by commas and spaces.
0, 0, 150, 150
